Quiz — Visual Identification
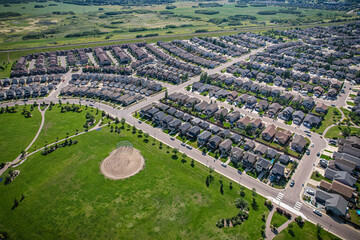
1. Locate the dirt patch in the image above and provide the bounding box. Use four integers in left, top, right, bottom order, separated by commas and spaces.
100, 146, 145, 180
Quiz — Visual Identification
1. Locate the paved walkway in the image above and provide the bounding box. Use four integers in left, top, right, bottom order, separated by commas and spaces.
265, 209, 275, 238
0, 105, 47, 176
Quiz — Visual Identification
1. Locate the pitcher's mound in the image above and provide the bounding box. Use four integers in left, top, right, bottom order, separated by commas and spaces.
100, 146, 145, 180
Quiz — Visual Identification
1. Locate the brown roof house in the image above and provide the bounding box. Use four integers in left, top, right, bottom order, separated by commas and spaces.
274, 130, 292, 146
261, 124, 277, 141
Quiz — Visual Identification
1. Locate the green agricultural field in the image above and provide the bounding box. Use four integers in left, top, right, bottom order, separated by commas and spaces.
0, 0, 355, 53
0, 105, 41, 163
0, 2, 102, 15
274, 221, 339, 240
0, 119, 269, 239
30, 104, 102, 151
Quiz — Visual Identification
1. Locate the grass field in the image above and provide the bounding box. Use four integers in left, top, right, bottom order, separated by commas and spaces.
271, 212, 288, 228
314, 107, 342, 135
274, 221, 340, 240
324, 126, 360, 139
0, 105, 41, 164
30, 104, 102, 151
0, 118, 269, 239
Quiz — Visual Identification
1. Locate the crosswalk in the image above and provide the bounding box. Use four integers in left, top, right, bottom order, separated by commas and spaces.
294, 201, 302, 211
276, 192, 284, 201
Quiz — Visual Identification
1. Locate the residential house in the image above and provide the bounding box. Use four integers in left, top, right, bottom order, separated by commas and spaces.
315, 103, 328, 114
319, 180, 354, 201
256, 158, 272, 173
187, 126, 201, 139
219, 139, 233, 156
244, 140, 255, 151
179, 122, 192, 135
254, 145, 268, 156
274, 130, 292, 146
230, 147, 244, 163
270, 163, 286, 182
255, 100, 269, 112
197, 131, 212, 146
207, 135, 222, 150
324, 168, 356, 187
315, 189, 348, 217
205, 103, 218, 117
278, 107, 294, 121
291, 135, 307, 153
242, 152, 258, 168
292, 110, 306, 125
268, 103, 283, 117
262, 124, 277, 141
279, 154, 291, 165
168, 119, 182, 133
303, 114, 321, 128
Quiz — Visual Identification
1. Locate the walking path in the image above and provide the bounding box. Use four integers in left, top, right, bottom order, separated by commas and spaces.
0, 105, 47, 176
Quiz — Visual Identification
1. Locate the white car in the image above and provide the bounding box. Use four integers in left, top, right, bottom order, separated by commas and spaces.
307, 189, 315, 195
311, 143, 314, 147
221, 163, 227, 168
186, 145, 192, 150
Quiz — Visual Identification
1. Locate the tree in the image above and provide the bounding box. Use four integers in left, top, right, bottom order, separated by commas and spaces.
251, 197, 258, 210
240, 190, 245, 197
245, 124, 253, 134
252, 188, 257, 197
165, 90, 168, 99
172, 148, 179, 156
220, 183, 224, 195
235, 198, 249, 210
229, 182, 233, 190
115, 117, 119, 124
341, 127, 351, 137
190, 159, 195, 167
121, 118, 125, 125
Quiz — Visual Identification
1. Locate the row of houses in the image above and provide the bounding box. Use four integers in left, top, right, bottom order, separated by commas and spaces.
313, 136, 360, 218
157, 41, 219, 69
145, 44, 202, 76
192, 81, 324, 128
1, 74, 62, 87
0, 83, 54, 100
140, 102, 292, 182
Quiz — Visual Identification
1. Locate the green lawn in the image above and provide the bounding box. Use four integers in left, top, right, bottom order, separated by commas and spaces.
314, 107, 341, 134
0, 105, 41, 163
271, 212, 288, 228
0, 119, 269, 239
30, 104, 102, 151
325, 126, 360, 139
274, 221, 340, 240
310, 171, 332, 183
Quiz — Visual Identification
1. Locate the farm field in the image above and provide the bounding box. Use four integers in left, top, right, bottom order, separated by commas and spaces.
0, 105, 41, 164
0, 1, 354, 52
0, 117, 270, 239
29, 104, 102, 152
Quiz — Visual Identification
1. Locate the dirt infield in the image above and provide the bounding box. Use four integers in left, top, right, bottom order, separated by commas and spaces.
100, 146, 145, 180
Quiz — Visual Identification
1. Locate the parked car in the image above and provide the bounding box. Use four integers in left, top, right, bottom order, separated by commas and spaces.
186, 145, 192, 150
307, 189, 315, 195
221, 163, 227, 168
290, 180, 295, 187
313, 209, 322, 216
311, 143, 314, 147
181, 142, 186, 147
170, 137, 175, 141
